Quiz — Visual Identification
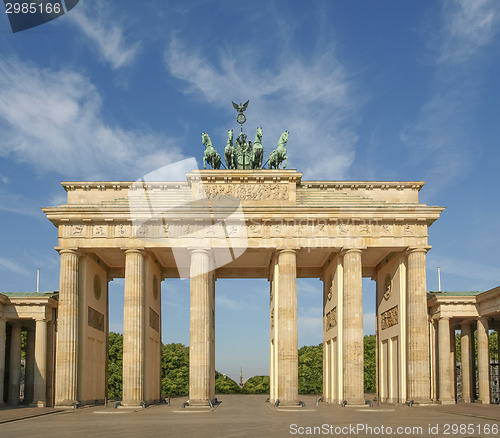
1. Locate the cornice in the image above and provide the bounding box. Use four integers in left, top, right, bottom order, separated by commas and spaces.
59, 178, 425, 192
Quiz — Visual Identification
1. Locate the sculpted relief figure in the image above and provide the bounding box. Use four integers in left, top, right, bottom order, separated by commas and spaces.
234, 133, 253, 169
251, 127, 264, 169
224, 129, 235, 169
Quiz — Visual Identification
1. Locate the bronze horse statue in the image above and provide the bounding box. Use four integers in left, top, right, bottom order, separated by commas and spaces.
202, 132, 222, 169
269, 131, 288, 169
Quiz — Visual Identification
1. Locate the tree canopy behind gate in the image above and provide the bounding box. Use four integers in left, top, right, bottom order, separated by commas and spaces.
107, 333, 378, 398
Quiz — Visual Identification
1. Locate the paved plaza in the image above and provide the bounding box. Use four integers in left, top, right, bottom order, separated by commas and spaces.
1, 394, 499, 438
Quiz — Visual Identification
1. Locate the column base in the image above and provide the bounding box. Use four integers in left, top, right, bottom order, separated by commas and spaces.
438, 400, 455, 405
29, 401, 47, 408
187, 399, 212, 407
55, 399, 79, 408
277, 401, 300, 407
476, 400, 490, 405
343, 399, 369, 408
406, 398, 433, 406
121, 400, 145, 407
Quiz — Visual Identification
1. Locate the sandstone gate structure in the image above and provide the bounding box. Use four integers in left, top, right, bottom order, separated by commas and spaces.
39, 169, 446, 407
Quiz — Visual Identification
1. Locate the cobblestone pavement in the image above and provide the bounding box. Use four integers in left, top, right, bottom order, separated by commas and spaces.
1, 395, 499, 438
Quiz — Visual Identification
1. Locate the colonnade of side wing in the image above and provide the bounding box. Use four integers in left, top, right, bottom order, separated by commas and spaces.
432, 317, 497, 405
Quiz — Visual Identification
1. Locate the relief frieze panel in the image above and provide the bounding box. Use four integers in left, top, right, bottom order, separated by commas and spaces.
115, 224, 131, 237
199, 183, 289, 201
325, 307, 337, 332
88, 306, 105, 332
63, 219, 425, 245
71, 225, 86, 237
248, 224, 262, 237
93, 225, 107, 237
380, 306, 398, 330
149, 307, 160, 332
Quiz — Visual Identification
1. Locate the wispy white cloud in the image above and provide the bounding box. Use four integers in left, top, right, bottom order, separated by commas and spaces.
48, 192, 67, 207
0, 257, 30, 276
0, 174, 8, 184
216, 294, 243, 310
439, 0, 499, 64
165, 37, 359, 179
0, 58, 184, 180
401, 0, 500, 196
297, 279, 323, 296
0, 188, 41, 217
299, 315, 322, 335
67, 2, 140, 70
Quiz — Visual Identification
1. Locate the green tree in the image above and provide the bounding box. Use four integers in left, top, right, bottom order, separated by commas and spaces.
298, 344, 323, 394
107, 332, 123, 399
161, 343, 189, 396
215, 371, 241, 393
364, 335, 376, 392
242, 376, 270, 394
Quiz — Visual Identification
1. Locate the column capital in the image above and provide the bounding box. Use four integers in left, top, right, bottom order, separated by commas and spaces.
188, 248, 211, 255
439, 316, 451, 321
58, 248, 80, 256
342, 248, 364, 255
124, 248, 145, 255
277, 248, 297, 255
406, 247, 431, 256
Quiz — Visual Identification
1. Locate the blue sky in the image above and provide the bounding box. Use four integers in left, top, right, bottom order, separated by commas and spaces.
1, 0, 499, 379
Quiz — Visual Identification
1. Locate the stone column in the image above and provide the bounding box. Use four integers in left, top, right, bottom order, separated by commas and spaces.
406, 248, 431, 403
55, 249, 79, 406
122, 249, 145, 406
189, 249, 214, 406
8, 323, 22, 405
437, 317, 454, 403
32, 319, 48, 407
477, 317, 490, 404
24, 327, 35, 405
342, 249, 364, 405
461, 323, 473, 403
0, 318, 6, 406
276, 249, 298, 406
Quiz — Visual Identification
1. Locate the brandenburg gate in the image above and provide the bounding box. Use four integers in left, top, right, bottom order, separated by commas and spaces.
38, 103, 447, 408
42, 163, 443, 407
